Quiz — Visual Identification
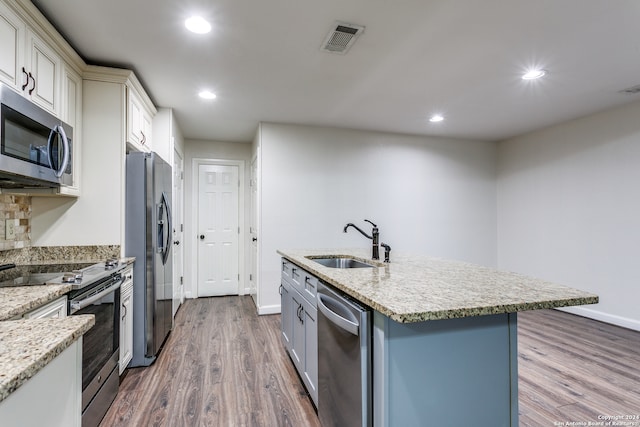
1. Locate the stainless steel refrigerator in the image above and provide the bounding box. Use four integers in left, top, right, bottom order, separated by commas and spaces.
125, 151, 173, 367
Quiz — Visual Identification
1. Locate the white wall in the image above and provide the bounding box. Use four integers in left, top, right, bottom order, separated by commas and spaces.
183, 139, 252, 298
31, 80, 125, 247
257, 123, 498, 312
497, 100, 640, 331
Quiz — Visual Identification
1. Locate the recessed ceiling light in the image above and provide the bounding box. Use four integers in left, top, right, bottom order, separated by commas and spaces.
522, 69, 547, 80
429, 114, 444, 123
198, 90, 217, 100
185, 16, 211, 34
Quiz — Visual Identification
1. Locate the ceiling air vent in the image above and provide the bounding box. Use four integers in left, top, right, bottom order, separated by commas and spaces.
321, 22, 365, 54
619, 84, 640, 94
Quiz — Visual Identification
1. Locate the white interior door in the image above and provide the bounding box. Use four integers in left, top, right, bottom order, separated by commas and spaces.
172, 149, 184, 316
197, 164, 239, 297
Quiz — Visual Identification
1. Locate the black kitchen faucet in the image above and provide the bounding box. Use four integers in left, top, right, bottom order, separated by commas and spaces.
343, 219, 379, 260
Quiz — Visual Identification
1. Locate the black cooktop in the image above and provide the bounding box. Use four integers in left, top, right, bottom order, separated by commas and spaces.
0, 262, 95, 288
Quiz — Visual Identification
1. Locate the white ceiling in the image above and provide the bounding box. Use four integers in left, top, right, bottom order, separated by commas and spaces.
32, 0, 640, 143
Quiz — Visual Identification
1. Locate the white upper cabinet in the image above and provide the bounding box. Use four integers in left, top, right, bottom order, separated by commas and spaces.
0, 2, 62, 115
0, 0, 85, 196
152, 107, 183, 164
25, 28, 61, 114
127, 86, 154, 152
58, 63, 82, 195
0, 1, 26, 90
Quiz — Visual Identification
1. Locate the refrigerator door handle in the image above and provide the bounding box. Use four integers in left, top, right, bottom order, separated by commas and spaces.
160, 191, 172, 265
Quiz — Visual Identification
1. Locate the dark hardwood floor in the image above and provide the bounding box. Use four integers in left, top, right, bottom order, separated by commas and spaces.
100, 296, 320, 427
518, 309, 640, 426
100, 297, 640, 426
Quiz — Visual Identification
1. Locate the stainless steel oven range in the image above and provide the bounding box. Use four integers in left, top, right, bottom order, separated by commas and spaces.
48, 259, 127, 427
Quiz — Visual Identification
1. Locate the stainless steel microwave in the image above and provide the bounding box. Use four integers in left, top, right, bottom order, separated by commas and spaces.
0, 84, 73, 188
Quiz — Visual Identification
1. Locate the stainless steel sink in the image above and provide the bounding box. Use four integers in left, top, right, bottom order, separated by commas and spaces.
309, 257, 374, 269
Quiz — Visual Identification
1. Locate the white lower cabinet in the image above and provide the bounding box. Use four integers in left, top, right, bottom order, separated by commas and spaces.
280, 259, 318, 406
0, 338, 82, 427
119, 267, 133, 374
23, 295, 67, 319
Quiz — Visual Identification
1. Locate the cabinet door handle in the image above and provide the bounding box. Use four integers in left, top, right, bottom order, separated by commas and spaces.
279, 284, 283, 295
141, 131, 146, 145
21, 67, 29, 90
28, 72, 35, 95
297, 305, 304, 323
121, 302, 127, 321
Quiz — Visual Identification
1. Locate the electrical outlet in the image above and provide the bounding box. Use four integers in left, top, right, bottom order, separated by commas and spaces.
5, 219, 16, 240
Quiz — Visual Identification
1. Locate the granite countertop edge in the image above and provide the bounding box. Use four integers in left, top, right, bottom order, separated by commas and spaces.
0, 257, 134, 322
0, 315, 95, 403
0, 285, 72, 321
277, 249, 599, 323
0, 256, 133, 402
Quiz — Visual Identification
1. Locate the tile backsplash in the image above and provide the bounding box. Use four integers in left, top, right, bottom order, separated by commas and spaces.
0, 195, 31, 251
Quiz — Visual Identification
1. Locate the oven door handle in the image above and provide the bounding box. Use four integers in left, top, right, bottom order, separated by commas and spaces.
69, 278, 123, 313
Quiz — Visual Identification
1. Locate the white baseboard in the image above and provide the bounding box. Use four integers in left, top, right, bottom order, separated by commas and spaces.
257, 304, 281, 315
556, 306, 640, 332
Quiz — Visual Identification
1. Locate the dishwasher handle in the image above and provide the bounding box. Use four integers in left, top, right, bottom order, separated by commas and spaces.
317, 293, 359, 336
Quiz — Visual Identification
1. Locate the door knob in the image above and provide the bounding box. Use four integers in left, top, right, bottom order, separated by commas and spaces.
174, 240, 180, 245
199, 235, 205, 240
252, 237, 257, 242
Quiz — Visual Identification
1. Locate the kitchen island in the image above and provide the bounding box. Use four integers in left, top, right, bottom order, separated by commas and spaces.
278, 249, 598, 426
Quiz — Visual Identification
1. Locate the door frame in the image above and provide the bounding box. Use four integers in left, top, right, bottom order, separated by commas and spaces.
173, 147, 185, 313
249, 154, 259, 307
191, 158, 246, 297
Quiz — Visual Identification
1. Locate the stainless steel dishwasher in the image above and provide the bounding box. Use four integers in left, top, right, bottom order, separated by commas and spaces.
317, 281, 372, 427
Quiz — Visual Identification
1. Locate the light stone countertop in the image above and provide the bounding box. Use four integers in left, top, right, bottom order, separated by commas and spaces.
0, 284, 72, 321
0, 256, 134, 321
0, 256, 134, 402
277, 248, 599, 323
0, 315, 94, 403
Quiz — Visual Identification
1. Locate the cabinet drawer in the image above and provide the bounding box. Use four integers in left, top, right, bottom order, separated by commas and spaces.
301, 272, 318, 306
281, 259, 293, 283
23, 295, 67, 319
282, 259, 304, 293
290, 264, 304, 291
281, 258, 318, 306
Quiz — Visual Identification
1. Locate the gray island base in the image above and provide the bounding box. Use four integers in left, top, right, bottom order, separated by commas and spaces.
373, 312, 517, 426
277, 248, 598, 427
